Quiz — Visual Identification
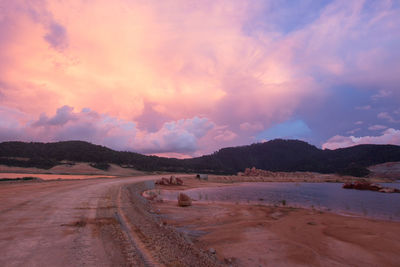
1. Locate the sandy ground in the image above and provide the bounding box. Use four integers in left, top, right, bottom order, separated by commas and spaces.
206, 174, 394, 183
0, 176, 219, 267
0, 173, 116, 180
152, 178, 400, 267
1, 171, 398, 267
0, 163, 146, 176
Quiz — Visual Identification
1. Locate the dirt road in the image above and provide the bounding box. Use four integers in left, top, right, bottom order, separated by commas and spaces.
0, 176, 168, 267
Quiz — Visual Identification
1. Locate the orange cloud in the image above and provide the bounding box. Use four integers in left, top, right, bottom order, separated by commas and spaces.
2, 1, 399, 154
0, 0, 317, 123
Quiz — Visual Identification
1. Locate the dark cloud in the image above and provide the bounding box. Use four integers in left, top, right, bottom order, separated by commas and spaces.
0, 105, 215, 155
133, 117, 215, 154
44, 22, 68, 50
33, 105, 75, 127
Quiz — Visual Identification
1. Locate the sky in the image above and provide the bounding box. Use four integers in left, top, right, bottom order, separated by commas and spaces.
0, 0, 400, 157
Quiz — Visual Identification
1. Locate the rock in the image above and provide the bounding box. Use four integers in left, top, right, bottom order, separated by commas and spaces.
352, 181, 383, 191
342, 182, 353, 189
270, 211, 283, 220
379, 188, 396, 193
343, 181, 399, 193
209, 248, 216, 254
155, 178, 167, 185
353, 181, 372, 190
155, 176, 183, 186
176, 177, 183, 185
224, 258, 232, 264
178, 193, 192, 207
369, 183, 383, 191
143, 190, 158, 200
169, 175, 176, 185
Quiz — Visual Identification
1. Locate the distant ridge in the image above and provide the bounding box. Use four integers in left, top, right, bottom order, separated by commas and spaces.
1, 139, 400, 176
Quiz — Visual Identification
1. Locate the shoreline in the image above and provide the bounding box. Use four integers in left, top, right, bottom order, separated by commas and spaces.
156, 198, 400, 223
1, 173, 399, 266
147, 176, 400, 221
148, 176, 400, 266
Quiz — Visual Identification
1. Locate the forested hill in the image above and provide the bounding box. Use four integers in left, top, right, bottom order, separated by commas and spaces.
1, 139, 400, 176
186, 140, 400, 176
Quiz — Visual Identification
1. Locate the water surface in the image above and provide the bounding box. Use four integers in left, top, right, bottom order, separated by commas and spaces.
158, 182, 400, 221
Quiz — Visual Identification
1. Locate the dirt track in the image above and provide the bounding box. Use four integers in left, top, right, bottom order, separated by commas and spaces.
0, 177, 155, 266
0, 176, 219, 267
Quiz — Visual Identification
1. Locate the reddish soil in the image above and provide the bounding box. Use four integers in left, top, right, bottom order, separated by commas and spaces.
153, 178, 400, 267
0, 175, 219, 266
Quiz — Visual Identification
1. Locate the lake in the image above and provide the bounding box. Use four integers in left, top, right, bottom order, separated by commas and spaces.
157, 182, 400, 221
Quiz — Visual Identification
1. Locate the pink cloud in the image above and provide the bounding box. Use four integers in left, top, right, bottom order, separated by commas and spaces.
214, 129, 238, 142
240, 122, 264, 131
368, 124, 387, 131
0, 105, 216, 154
133, 117, 214, 153
378, 112, 400, 123
347, 128, 361, 134
0, 0, 319, 123
355, 106, 371, 110
323, 128, 400, 150
0, 1, 400, 154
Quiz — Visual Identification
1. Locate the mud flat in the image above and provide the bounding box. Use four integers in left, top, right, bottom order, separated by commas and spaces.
151, 177, 400, 266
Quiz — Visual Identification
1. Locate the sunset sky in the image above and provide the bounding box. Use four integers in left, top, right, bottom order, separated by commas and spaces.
1, 0, 400, 157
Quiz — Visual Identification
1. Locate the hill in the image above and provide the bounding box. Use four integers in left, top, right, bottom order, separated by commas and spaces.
1, 139, 400, 176
188, 140, 400, 176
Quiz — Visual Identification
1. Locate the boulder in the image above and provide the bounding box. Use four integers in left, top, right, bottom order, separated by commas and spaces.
178, 193, 192, 207
342, 182, 353, 189
353, 181, 372, 190
379, 188, 396, 193
343, 181, 399, 193
169, 175, 175, 184
155, 176, 183, 186
369, 183, 383, 191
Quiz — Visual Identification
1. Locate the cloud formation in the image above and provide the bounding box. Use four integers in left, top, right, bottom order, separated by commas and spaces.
0, 105, 215, 155
134, 117, 214, 154
323, 128, 400, 150
368, 125, 387, 131
0, 1, 400, 154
